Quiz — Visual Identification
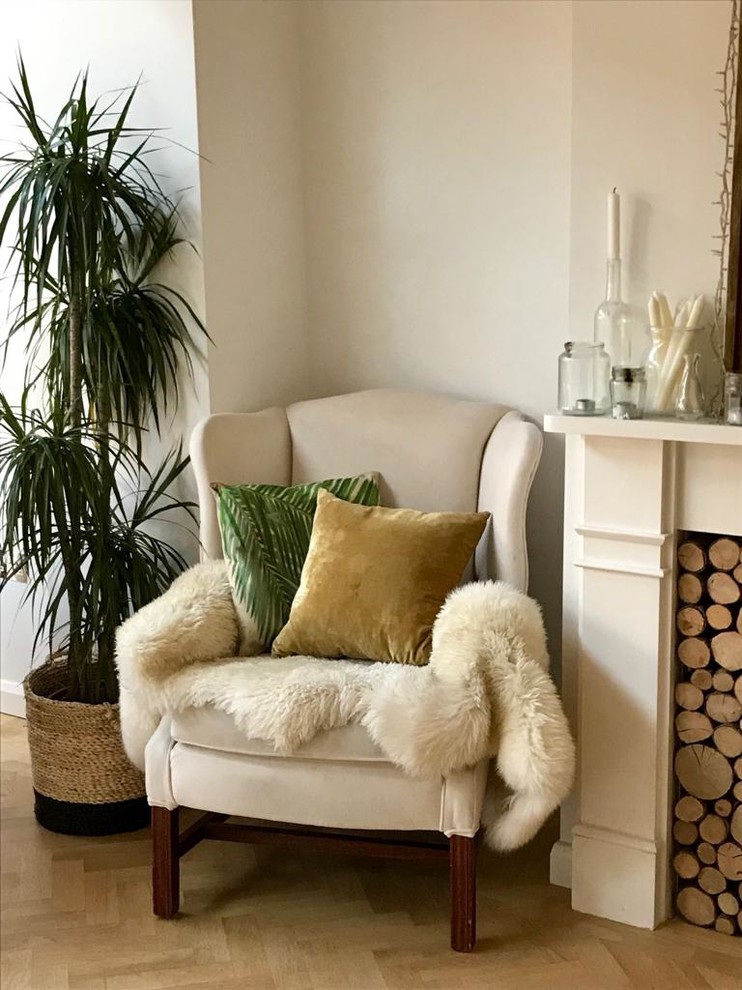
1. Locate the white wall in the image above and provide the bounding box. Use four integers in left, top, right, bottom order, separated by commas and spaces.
3, 0, 729, 703
193, 0, 311, 414
570, 0, 730, 398
0, 0, 207, 705
299, 0, 573, 656
191, 0, 574, 656
191, 0, 732, 665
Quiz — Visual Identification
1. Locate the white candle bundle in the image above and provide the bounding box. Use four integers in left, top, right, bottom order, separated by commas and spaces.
646, 291, 707, 413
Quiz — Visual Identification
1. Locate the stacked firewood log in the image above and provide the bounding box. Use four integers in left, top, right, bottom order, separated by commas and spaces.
673, 535, 742, 936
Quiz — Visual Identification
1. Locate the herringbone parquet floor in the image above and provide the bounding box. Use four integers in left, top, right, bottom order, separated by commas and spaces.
2, 713, 741, 990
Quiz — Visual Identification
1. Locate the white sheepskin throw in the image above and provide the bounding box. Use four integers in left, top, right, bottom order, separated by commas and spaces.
116, 562, 574, 852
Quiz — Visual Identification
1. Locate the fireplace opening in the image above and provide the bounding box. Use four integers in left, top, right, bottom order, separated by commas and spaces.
672, 532, 742, 936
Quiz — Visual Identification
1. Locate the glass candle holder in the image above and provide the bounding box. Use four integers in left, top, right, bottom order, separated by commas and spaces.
674, 353, 705, 421
558, 342, 610, 416
610, 366, 646, 420
725, 371, 742, 426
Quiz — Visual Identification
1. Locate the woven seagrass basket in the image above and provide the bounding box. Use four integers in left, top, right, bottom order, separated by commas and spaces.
24, 659, 148, 835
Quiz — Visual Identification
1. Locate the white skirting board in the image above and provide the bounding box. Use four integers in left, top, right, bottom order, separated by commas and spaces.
549, 839, 573, 889
1, 680, 26, 718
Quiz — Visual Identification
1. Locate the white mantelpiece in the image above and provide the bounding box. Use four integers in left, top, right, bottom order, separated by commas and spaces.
544, 414, 742, 930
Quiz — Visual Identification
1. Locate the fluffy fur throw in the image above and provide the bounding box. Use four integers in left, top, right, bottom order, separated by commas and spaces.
116, 561, 574, 852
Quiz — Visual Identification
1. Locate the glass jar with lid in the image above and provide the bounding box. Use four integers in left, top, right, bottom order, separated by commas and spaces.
610, 366, 646, 419
558, 342, 610, 416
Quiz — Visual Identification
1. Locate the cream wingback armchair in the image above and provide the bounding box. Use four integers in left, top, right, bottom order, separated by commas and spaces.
144, 389, 542, 952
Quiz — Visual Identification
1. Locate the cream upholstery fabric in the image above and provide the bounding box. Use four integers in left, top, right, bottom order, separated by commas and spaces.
190, 407, 292, 560
475, 411, 543, 592
287, 389, 507, 514
148, 388, 542, 838
147, 722, 489, 837
171, 707, 387, 762
190, 388, 540, 589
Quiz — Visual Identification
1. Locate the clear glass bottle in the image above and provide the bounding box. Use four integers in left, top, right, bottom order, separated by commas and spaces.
594, 259, 646, 367
558, 342, 610, 416
674, 353, 705, 421
725, 371, 742, 425
610, 367, 646, 419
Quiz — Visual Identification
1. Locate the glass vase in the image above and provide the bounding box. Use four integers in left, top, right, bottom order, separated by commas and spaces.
674, 353, 705, 421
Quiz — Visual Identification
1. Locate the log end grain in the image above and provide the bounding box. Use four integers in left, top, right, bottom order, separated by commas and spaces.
678, 607, 706, 638
677, 886, 715, 926
675, 744, 733, 800
676, 795, 705, 822
698, 866, 727, 895
712, 632, 742, 672
709, 538, 741, 572
699, 814, 729, 845
698, 842, 718, 865
708, 572, 741, 606
718, 842, 742, 881
676, 682, 705, 711
714, 916, 736, 935
678, 541, 707, 574
673, 851, 700, 880
678, 637, 711, 670
706, 692, 742, 724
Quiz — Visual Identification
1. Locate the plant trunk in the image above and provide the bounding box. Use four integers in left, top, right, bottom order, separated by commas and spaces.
95, 379, 118, 703
66, 288, 85, 699
68, 292, 83, 428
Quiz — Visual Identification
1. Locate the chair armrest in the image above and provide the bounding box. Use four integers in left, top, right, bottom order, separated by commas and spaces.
115, 560, 239, 769
475, 411, 543, 592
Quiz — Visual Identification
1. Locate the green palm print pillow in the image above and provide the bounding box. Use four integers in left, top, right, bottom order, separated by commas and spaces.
214, 474, 380, 652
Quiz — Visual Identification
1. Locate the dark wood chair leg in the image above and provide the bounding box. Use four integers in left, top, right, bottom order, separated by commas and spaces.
450, 833, 477, 952
152, 806, 180, 918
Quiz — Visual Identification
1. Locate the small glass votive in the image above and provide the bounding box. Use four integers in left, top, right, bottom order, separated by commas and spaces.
557, 342, 611, 416
725, 372, 742, 426
610, 366, 646, 420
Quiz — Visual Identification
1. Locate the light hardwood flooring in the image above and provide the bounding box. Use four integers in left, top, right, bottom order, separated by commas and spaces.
1, 714, 741, 990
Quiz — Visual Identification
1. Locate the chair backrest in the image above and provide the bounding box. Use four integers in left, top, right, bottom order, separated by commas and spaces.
190, 388, 540, 591
286, 390, 508, 512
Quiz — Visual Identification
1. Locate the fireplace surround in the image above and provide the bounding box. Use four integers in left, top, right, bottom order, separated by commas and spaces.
544, 415, 741, 930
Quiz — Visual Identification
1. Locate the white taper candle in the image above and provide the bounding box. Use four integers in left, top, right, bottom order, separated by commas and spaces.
608, 188, 620, 260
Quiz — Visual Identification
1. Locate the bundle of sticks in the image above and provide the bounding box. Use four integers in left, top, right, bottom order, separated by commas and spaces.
647, 291, 707, 413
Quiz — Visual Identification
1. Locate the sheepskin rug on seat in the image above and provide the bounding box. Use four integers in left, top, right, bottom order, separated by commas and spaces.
116, 561, 574, 852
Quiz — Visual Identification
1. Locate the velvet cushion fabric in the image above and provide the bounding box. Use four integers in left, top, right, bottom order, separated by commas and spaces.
272, 490, 489, 665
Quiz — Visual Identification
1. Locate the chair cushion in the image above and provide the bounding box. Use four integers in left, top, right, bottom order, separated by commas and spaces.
272, 490, 489, 665
170, 706, 389, 762
214, 473, 380, 651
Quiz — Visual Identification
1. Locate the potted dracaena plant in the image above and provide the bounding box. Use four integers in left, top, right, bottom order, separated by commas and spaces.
0, 60, 205, 834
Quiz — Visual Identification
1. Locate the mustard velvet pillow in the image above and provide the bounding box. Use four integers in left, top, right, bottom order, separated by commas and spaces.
272, 490, 489, 666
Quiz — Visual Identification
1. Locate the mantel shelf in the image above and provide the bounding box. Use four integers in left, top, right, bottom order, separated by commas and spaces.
544, 414, 742, 446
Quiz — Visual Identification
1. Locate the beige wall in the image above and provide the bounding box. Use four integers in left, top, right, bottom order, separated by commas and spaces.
301, 0, 572, 404
299, 0, 573, 655
191, 0, 731, 662
193, 0, 310, 414
570, 0, 730, 397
